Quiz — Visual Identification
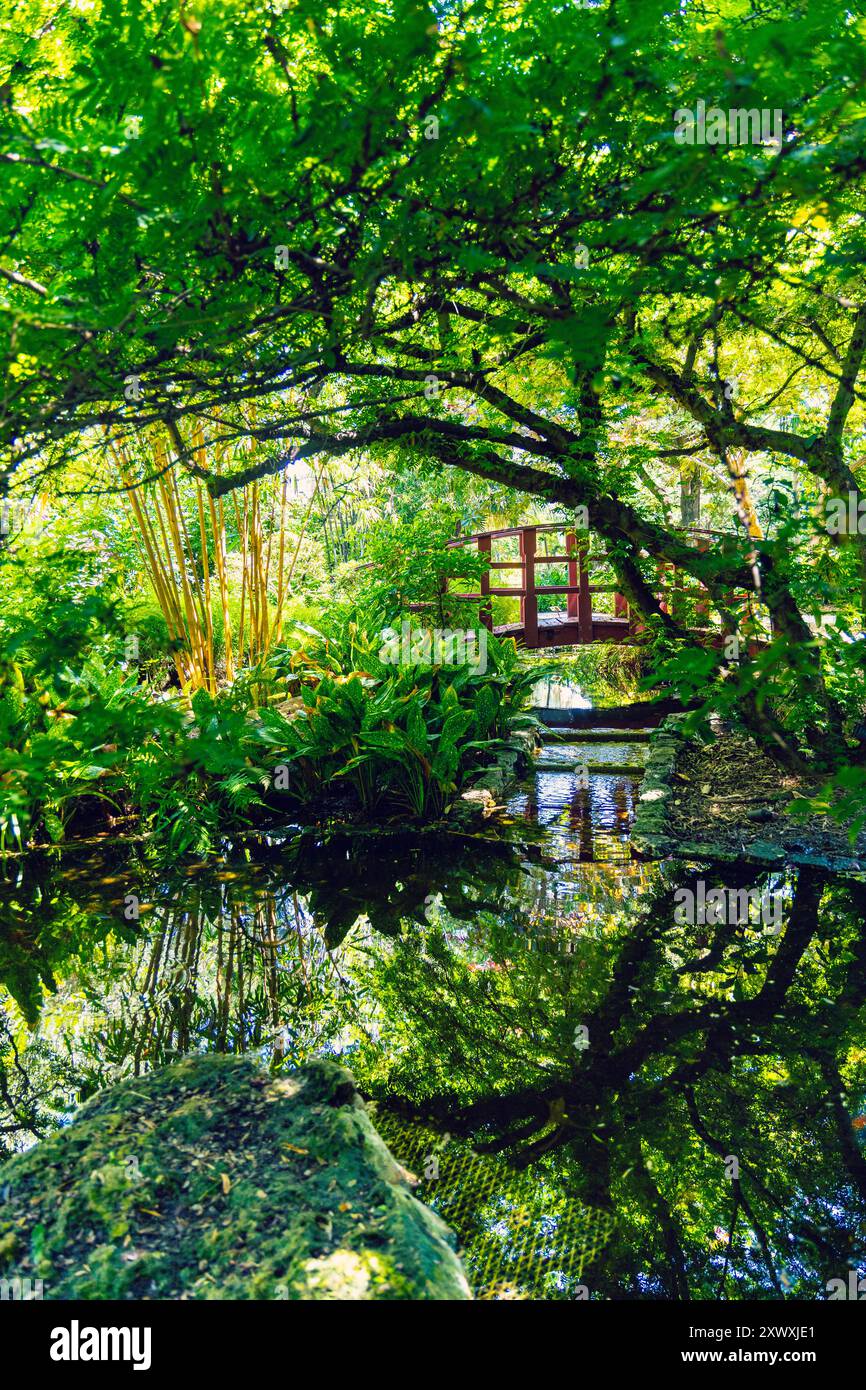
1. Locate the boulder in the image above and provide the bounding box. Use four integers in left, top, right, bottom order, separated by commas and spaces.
0, 1054, 471, 1300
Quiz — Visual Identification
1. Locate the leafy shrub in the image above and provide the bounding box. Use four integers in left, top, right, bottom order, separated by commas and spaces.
0, 609, 542, 856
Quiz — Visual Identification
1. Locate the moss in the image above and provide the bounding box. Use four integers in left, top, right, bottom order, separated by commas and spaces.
0, 1054, 470, 1300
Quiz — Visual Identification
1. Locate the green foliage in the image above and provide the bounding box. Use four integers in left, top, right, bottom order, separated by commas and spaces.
4, 0, 866, 1309
2, 0, 866, 807
257, 626, 540, 817
0, 591, 539, 852
348, 509, 489, 630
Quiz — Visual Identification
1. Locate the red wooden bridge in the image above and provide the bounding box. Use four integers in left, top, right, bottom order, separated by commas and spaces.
442, 522, 720, 649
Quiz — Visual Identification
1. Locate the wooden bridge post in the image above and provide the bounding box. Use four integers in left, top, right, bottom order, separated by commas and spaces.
477, 534, 493, 631
520, 526, 539, 648
578, 536, 592, 644
566, 530, 579, 620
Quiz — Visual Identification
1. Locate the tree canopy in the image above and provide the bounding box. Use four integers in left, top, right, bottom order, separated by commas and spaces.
3, 0, 866, 780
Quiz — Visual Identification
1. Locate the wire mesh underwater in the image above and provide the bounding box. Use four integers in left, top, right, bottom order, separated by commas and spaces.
373, 1112, 615, 1300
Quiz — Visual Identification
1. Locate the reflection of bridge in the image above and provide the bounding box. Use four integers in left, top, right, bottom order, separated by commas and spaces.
443, 523, 717, 650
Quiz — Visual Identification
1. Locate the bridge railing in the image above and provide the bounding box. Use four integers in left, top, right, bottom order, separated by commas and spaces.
442, 522, 722, 646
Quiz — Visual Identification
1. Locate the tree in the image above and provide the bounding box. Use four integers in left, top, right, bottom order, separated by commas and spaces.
2, 0, 866, 770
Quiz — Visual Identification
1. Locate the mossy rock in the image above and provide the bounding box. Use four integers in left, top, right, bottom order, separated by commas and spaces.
0, 1055, 471, 1300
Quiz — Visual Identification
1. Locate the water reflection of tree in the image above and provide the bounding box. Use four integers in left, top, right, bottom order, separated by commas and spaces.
0, 848, 139, 1156
0, 832, 532, 1142
353, 867, 866, 1299
94, 833, 531, 1073
4, 838, 865, 1300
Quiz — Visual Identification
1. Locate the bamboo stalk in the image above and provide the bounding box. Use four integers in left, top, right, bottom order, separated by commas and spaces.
209, 490, 234, 683
154, 471, 206, 687
210, 437, 235, 680
195, 482, 216, 694
235, 491, 249, 666
118, 420, 297, 696
274, 469, 290, 643
111, 437, 192, 687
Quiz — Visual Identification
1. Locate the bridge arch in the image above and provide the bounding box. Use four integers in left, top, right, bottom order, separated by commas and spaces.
440, 522, 719, 649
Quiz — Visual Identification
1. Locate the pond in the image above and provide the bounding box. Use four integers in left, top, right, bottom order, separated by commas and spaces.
1, 728, 865, 1301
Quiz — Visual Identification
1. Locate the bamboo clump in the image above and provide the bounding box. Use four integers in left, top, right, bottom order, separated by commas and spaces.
109, 422, 321, 698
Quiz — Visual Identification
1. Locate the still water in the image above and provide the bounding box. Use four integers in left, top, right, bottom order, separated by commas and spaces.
1, 734, 865, 1300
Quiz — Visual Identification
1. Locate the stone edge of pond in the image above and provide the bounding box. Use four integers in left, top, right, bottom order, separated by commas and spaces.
0, 1054, 472, 1301
632, 716, 866, 878
630, 714, 688, 858
451, 728, 539, 820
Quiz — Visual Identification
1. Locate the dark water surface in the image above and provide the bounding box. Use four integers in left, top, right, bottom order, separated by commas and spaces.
2, 739, 865, 1300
